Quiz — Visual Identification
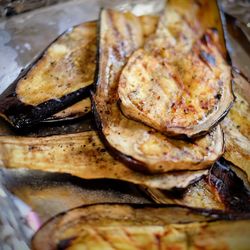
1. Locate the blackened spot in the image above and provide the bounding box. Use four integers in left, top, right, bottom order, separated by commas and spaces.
208, 158, 250, 213
215, 93, 222, 100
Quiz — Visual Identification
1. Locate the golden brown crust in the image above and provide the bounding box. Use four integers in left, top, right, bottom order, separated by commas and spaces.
118, 5, 233, 138
32, 204, 250, 250
93, 9, 224, 174
16, 22, 96, 106
0, 131, 208, 190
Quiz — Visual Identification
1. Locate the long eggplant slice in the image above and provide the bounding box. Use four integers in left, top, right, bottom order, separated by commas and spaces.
3, 170, 150, 223
44, 98, 91, 122
32, 204, 250, 250
118, 0, 234, 138
93, 9, 224, 174
0, 131, 207, 190
221, 73, 250, 182
0, 22, 97, 129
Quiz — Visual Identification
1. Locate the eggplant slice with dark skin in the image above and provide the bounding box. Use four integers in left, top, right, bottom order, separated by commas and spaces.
221, 72, 250, 182
32, 203, 250, 250
0, 130, 208, 190
0, 22, 97, 129
118, 0, 234, 138
93, 9, 224, 174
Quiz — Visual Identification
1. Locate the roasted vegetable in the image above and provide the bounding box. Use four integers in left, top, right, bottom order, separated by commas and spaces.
221, 73, 250, 181
0, 131, 207, 190
118, 0, 233, 138
93, 9, 224, 174
0, 22, 96, 129
32, 204, 250, 250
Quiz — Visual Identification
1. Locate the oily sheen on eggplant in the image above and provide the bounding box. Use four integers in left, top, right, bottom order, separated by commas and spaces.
118, 0, 234, 138
0, 22, 96, 129
32, 204, 250, 250
93, 9, 224, 174
0, 131, 208, 190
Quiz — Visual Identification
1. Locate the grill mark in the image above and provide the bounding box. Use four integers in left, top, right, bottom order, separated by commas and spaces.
108, 11, 125, 61
171, 73, 190, 96
181, 14, 200, 36
125, 22, 136, 53
93, 228, 116, 250
123, 228, 142, 250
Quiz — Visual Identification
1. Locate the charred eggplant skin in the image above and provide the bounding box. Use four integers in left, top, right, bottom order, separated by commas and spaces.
208, 158, 250, 213
0, 83, 92, 129
0, 22, 95, 129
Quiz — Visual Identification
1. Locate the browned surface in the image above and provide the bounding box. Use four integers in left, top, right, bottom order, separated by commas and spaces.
118, 0, 233, 138
0, 131, 207, 190
16, 22, 96, 105
94, 9, 224, 174
32, 204, 250, 250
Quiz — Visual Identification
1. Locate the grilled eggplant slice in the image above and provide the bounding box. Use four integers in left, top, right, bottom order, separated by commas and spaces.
0, 22, 96, 129
3, 170, 150, 223
93, 9, 224, 174
0, 131, 207, 190
32, 204, 250, 250
118, 0, 234, 138
221, 73, 250, 181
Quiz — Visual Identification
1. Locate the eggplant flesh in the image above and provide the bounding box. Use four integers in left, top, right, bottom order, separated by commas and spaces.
93, 9, 224, 174
0, 131, 208, 190
44, 98, 91, 122
32, 204, 250, 250
0, 22, 96, 129
221, 73, 250, 182
118, 0, 233, 138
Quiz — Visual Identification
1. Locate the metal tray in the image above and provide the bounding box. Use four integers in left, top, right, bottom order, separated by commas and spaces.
0, 0, 249, 249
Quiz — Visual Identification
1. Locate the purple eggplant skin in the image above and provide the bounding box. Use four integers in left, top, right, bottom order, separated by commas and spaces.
0, 83, 92, 130
208, 158, 250, 213
0, 22, 95, 130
